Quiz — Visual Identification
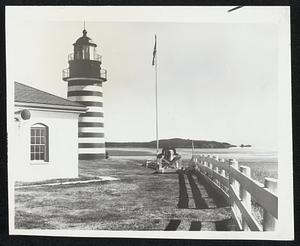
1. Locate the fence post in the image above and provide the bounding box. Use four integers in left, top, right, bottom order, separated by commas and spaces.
229, 159, 241, 225
215, 167, 219, 186
194, 155, 199, 171
240, 165, 251, 231
229, 159, 239, 190
209, 163, 213, 179
220, 169, 226, 191
192, 153, 197, 163
263, 178, 278, 231
221, 169, 226, 176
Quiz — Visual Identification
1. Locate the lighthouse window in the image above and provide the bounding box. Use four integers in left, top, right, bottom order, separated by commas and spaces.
82, 45, 89, 60
75, 50, 81, 60
30, 124, 48, 162
90, 47, 96, 60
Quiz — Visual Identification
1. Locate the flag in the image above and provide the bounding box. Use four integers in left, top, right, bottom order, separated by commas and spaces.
152, 35, 157, 66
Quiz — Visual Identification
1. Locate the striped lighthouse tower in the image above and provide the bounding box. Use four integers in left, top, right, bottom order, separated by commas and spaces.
63, 29, 107, 160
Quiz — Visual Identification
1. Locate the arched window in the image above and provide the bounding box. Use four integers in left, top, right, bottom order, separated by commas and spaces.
30, 123, 48, 161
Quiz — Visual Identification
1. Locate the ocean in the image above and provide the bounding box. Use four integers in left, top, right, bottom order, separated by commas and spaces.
106, 147, 278, 183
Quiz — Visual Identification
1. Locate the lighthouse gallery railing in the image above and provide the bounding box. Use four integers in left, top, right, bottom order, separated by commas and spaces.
62, 68, 107, 81
68, 53, 102, 62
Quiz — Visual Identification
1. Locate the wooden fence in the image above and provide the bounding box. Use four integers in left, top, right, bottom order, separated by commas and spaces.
192, 154, 278, 231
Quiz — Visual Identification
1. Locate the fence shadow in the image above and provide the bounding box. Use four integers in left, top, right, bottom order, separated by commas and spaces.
215, 218, 237, 231
189, 221, 202, 231
164, 169, 234, 231
177, 170, 189, 208
164, 219, 181, 231
186, 171, 209, 209
193, 170, 228, 208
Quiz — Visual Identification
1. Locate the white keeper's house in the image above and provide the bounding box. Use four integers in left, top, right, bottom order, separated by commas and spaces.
13, 82, 87, 181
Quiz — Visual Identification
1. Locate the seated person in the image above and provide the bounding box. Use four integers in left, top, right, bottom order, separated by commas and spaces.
157, 145, 181, 168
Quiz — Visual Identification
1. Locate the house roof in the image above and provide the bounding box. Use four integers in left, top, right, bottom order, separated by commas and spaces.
15, 82, 86, 109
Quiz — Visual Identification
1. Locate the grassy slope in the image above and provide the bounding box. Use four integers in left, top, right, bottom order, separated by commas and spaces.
14, 160, 163, 230
15, 159, 233, 230
15, 159, 231, 230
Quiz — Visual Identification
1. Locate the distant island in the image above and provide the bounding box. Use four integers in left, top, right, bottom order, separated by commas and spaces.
240, 144, 252, 148
106, 138, 236, 149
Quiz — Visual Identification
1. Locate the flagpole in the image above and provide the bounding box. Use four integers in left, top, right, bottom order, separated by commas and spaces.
155, 36, 159, 156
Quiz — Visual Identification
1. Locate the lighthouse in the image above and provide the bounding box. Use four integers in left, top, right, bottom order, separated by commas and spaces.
63, 29, 107, 160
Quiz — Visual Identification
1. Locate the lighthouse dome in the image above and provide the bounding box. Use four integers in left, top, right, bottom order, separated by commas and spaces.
74, 29, 97, 47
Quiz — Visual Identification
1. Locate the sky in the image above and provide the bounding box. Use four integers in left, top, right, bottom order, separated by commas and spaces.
6, 7, 285, 148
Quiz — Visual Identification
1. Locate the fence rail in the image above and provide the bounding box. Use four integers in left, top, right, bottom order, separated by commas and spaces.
192, 154, 278, 231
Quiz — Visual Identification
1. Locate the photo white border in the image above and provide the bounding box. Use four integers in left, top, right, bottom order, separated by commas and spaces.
6, 6, 293, 240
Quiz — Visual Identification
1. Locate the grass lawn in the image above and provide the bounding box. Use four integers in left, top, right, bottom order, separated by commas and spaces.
15, 158, 233, 230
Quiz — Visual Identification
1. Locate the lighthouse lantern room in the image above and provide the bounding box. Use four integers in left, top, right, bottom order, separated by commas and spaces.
63, 29, 108, 160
